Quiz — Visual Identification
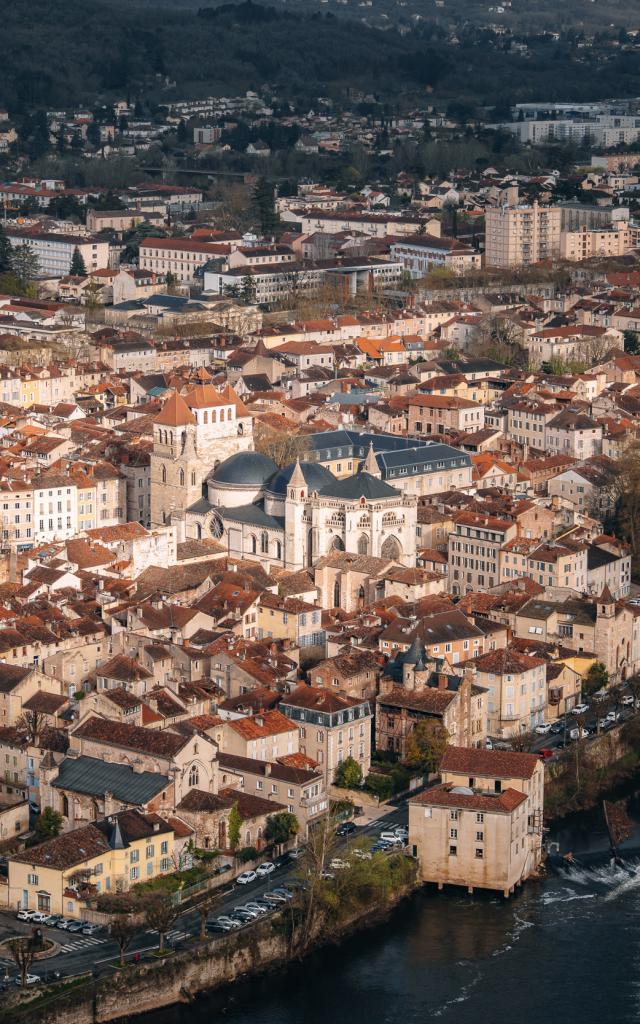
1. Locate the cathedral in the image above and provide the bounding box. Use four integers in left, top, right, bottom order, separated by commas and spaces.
150, 377, 417, 570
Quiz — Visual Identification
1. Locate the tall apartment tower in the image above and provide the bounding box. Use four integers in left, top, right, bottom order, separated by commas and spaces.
484, 201, 562, 268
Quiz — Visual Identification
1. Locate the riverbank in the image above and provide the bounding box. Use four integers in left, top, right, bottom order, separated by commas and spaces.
0, 861, 418, 1024
544, 719, 640, 821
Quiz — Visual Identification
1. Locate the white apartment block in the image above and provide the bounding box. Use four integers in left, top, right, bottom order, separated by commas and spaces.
5, 232, 110, 279
139, 238, 225, 283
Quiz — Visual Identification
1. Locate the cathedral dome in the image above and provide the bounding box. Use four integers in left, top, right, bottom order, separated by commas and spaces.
264, 460, 336, 497
207, 451, 278, 508
208, 451, 278, 487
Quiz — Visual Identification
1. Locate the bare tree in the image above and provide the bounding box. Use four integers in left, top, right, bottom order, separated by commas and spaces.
109, 916, 138, 967
143, 894, 178, 955
253, 421, 309, 468
16, 708, 44, 745
8, 935, 37, 987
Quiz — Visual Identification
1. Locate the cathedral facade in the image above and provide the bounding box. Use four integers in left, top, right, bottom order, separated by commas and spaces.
150, 383, 417, 569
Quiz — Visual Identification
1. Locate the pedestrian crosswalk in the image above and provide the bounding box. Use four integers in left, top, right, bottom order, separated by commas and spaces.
58, 936, 108, 953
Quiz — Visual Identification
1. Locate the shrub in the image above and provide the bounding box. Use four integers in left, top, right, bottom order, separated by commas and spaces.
236, 845, 259, 863
334, 756, 363, 789
390, 765, 411, 795
365, 772, 393, 801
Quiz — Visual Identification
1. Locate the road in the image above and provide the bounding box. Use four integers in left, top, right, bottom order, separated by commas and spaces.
0, 802, 409, 986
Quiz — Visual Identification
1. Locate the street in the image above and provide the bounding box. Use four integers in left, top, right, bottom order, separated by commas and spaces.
0, 802, 410, 985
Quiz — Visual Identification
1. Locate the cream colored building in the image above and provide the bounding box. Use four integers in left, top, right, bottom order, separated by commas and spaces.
484, 203, 562, 268
560, 224, 631, 261
280, 685, 373, 786
409, 746, 544, 896
463, 648, 548, 736
8, 810, 178, 917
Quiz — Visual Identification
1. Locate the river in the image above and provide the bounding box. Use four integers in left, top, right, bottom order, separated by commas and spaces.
142, 793, 640, 1024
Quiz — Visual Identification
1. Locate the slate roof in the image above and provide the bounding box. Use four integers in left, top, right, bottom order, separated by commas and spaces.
319, 471, 399, 500
221, 501, 284, 531
52, 754, 169, 804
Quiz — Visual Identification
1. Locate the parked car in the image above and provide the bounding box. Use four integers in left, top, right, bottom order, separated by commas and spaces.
236, 870, 257, 885
213, 916, 241, 930
535, 722, 552, 735
329, 858, 351, 870
336, 821, 357, 837
81, 923, 101, 936
67, 921, 84, 932
272, 888, 294, 900
234, 905, 260, 919
393, 826, 409, 839
621, 693, 635, 706
15, 975, 40, 987
16, 909, 35, 921
571, 703, 589, 715
287, 848, 304, 861
549, 721, 565, 735
319, 871, 335, 880
538, 748, 554, 760
379, 830, 402, 843
256, 862, 275, 877
605, 710, 620, 723
244, 902, 269, 916
56, 918, 75, 930
353, 849, 373, 860
569, 727, 588, 741
208, 920, 233, 933
29, 912, 49, 924
43, 915, 63, 927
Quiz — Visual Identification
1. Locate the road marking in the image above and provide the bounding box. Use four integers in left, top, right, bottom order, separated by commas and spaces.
58, 937, 107, 952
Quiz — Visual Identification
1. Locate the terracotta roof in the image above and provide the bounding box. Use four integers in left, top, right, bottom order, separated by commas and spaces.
72, 715, 188, 758
226, 709, 296, 741
281, 685, 368, 714
411, 782, 527, 814
154, 390, 196, 427
440, 744, 540, 780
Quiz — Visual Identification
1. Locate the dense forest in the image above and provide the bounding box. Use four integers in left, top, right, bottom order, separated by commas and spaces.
3, 0, 640, 114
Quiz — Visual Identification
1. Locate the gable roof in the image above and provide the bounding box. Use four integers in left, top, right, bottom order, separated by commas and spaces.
52, 754, 169, 804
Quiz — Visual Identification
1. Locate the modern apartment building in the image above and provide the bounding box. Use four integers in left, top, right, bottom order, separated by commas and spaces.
484, 203, 561, 268
4, 230, 110, 279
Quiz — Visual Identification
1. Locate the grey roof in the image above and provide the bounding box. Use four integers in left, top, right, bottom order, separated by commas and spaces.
208, 451, 278, 487
376, 443, 471, 479
187, 497, 215, 515
220, 500, 284, 530
264, 460, 336, 497
52, 755, 169, 805
319, 471, 400, 501
587, 545, 620, 571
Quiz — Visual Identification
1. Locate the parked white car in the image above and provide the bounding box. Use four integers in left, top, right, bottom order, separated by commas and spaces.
571, 703, 589, 716
236, 870, 257, 885
256, 862, 275, 877
535, 722, 552, 735
329, 858, 351, 870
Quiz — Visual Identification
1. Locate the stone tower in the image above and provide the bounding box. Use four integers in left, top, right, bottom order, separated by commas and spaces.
150, 379, 253, 528
284, 459, 309, 571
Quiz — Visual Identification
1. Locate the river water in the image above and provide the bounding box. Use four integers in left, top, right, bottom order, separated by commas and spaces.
144, 794, 640, 1024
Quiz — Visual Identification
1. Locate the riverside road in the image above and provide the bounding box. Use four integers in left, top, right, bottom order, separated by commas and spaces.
0, 803, 409, 985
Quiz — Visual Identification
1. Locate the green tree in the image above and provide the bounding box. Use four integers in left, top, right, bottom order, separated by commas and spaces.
584, 661, 609, 696
405, 720, 449, 775
251, 177, 280, 237
0, 226, 11, 274
35, 806, 63, 840
264, 811, 299, 846
624, 330, 640, 354
240, 272, 256, 303
70, 247, 87, 276
334, 756, 363, 789
10, 243, 40, 287
86, 120, 101, 148
365, 772, 393, 801
228, 802, 241, 850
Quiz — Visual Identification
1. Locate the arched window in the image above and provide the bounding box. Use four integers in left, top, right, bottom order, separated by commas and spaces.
161, 464, 167, 484
203, 411, 208, 424
261, 532, 269, 553
169, 432, 174, 446
196, 524, 202, 540
381, 535, 401, 560
211, 410, 217, 424
357, 534, 368, 555
188, 764, 199, 787
179, 468, 185, 487
62, 795, 69, 817
227, 408, 232, 421
191, 471, 196, 486
238, 423, 244, 435
275, 540, 282, 560
333, 579, 340, 607
250, 535, 257, 554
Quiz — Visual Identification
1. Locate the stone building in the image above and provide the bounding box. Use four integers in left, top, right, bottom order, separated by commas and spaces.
409, 746, 544, 896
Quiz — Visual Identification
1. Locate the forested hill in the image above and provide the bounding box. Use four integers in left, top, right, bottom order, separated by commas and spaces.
3, 0, 640, 114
